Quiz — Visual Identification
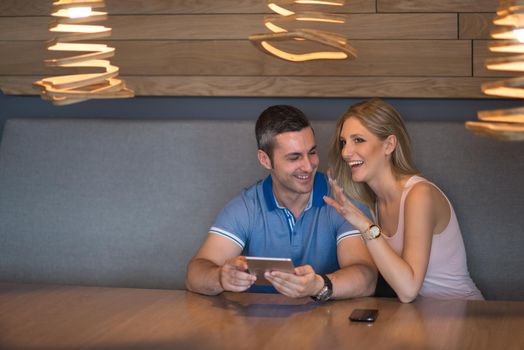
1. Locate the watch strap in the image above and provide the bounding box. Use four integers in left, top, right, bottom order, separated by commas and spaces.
311, 274, 333, 302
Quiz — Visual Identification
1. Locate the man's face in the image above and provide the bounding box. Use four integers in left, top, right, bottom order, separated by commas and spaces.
260, 127, 319, 198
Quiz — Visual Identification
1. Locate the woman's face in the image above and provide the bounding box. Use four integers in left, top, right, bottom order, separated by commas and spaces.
339, 117, 390, 183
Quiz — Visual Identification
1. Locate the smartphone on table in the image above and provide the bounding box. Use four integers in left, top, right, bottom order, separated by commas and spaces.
349, 309, 379, 322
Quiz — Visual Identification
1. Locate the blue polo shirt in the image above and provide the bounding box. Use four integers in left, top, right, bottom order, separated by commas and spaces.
209, 172, 369, 276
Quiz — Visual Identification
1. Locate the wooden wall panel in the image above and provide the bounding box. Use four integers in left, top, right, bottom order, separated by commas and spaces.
473, 40, 514, 78
378, 0, 498, 13
0, 18, 46, 40
459, 13, 494, 39
0, 76, 494, 98
0, 0, 50, 16
0, 0, 376, 16
114, 13, 457, 40
0, 40, 471, 77
0, 14, 458, 41
0, 0, 504, 98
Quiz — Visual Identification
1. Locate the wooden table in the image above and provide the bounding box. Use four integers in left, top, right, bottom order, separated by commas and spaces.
0, 283, 523, 350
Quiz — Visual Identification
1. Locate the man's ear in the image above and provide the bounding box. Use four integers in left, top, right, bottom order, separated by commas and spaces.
257, 149, 272, 170
384, 134, 397, 156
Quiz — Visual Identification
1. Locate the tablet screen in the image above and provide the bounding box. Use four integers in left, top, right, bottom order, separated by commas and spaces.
245, 256, 295, 285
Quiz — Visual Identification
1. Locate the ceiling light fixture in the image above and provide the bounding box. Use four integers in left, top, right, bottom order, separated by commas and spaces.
249, 0, 356, 62
466, 0, 524, 141
33, 0, 133, 106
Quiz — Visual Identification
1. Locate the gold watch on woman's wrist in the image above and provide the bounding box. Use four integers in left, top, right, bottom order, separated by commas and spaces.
362, 224, 381, 241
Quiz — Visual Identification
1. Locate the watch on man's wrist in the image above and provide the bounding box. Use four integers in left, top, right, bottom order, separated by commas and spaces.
363, 224, 381, 241
311, 274, 333, 302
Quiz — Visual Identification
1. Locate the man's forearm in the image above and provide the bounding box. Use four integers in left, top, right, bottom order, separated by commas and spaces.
329, 264, 377, 299
185, 258, 224, 296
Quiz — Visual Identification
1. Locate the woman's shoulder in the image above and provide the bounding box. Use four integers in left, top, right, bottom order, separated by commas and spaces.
404, 176, 445, 208
404, 175, 440, 193
405, 180, 435, 204
404, 176, 451, 227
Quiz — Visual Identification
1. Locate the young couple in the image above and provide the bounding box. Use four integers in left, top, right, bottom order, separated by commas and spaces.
186, 99, 483, 303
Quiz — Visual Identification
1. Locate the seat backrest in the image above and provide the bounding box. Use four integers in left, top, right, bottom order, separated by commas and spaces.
0, 119, 522, 300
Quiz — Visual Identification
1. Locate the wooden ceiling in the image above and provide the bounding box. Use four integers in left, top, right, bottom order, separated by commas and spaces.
0, 0, 504, 98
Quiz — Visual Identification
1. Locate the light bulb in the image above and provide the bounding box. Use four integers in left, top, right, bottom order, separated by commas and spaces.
513, 28, 524, 43
68, 7, 92, 19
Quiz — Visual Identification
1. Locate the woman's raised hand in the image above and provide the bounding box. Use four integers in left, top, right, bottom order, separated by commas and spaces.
323, 177, 372, 233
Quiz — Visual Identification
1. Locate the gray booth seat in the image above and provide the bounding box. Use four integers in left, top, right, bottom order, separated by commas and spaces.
0, 119, 523, 300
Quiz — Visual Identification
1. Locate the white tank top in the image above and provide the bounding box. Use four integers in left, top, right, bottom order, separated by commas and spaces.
381, 175, 484, 300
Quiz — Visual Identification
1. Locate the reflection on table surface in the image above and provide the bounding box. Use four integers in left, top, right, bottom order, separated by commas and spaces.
0, 283, 523, 350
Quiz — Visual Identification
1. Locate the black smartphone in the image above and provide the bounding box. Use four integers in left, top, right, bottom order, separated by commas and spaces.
349, 309, 379, 322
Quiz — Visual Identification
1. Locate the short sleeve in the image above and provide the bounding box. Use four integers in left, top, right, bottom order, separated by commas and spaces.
209, 193, 251, 249
334, 200, 372, 244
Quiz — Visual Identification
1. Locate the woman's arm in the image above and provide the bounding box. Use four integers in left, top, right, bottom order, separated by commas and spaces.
330, 236, 378, 299
365, 183, 436, 302
325, 180, 442, 303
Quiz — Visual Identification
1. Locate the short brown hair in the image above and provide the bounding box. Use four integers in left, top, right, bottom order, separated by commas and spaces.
255, 105, 311, 160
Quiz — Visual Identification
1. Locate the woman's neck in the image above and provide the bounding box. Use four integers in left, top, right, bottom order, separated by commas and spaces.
368, 167, 409, 205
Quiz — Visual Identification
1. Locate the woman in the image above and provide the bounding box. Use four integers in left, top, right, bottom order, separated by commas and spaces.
324, 98, 483, 302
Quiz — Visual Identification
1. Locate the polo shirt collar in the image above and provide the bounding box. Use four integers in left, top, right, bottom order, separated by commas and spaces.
263, 172, 328, 211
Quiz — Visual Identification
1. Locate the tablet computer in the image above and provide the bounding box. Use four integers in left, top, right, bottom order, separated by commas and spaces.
245, 256, 295, 285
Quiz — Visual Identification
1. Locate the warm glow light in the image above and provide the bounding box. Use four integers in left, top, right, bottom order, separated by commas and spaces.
34, 0, 133, 105
267, 4, 295, 16
250, 29, 355, 61
483, 85, 524, 98
489, 40, 524, 53
481, 77, 524, 98
493, 11, 524, 26
260, 41, 348, 61
50, 24, 110, 34
471, 0, 524, 141
478, 107, 524, 123
267, 0, 344, 7
486, 55, 524, 71
486, 61, 524, 71
68, 7, 92, 19
514, 28, 524, 43
295, 0, 343, 5
465, 121, 524, 141
265, 22, 287, 33
251, 0, 355, 61
492, 28, 517, 40
264, 12, 345, 34
296, 16, 344, 23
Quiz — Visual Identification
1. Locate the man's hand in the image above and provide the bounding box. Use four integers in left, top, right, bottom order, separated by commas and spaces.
264, 264, 324, 298
219, 256, 257, 292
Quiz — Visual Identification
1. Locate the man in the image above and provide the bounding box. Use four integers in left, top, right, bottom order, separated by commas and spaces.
186, 105, 376, 300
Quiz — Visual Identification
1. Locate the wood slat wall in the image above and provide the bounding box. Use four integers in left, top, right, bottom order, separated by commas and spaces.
0, 0, 377, 15
0, 14, 459, 40
0, 0, 506, 98
459, 13, 493, 39
378, 0, 499, 13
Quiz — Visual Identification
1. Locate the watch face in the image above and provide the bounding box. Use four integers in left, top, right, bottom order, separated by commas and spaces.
370, 225, 381, 238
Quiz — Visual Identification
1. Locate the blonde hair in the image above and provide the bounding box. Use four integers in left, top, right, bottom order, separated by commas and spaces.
328, 98, 419, 209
